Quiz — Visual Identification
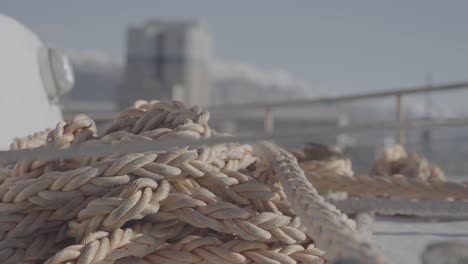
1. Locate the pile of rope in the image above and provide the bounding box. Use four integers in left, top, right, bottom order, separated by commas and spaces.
295, 143, 468, 218
292, 143, 354, 178
0, 100, 388, 264
369, 144, 446, 182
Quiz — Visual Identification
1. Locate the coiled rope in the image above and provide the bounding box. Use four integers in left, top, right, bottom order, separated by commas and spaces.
255, 142, 388, 263
295, 143, 468, 219
0, 100, 390, 263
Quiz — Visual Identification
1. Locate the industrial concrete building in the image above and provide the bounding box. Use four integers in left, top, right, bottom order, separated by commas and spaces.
119, 19, 212, 109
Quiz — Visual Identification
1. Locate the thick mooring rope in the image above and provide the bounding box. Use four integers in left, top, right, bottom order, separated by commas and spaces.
4, 99, 466, 263
295, 143, 468, 219
0, 100, 391, 264
255, 142, 388, 263
307, 173, 468, 201
369, 144, 446, 182
332, 197, 468, 219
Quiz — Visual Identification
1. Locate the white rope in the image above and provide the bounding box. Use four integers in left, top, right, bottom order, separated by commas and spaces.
254, 141, 389, 263
332, 197, 468, 219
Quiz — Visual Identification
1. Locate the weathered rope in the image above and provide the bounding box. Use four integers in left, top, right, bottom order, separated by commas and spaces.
307, 173, 468, 201
16, 100, 464, 263
332, 197, 468, 219
0, 114, 97, 196
9, 129, 51, 151
370, 144, 446, 182
45, 227, 166, 264
1, 100, 373, 264
294, 143, 468, 221
0, 227, 68, 263
254, 141, 389, 263
4, 99, 466, 263
139, 235, 326, 264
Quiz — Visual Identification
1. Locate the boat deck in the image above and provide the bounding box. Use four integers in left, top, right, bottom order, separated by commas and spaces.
374, 216, 468, 263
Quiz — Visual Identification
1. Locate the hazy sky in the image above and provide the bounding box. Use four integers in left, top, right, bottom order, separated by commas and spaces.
2, 0, 468, 97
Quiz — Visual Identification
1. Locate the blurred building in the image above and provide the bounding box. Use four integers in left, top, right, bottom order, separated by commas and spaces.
119, 19, 212, 109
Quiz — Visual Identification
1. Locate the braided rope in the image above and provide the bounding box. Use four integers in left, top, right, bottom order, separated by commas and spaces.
370, 144, 446, 182
307, 173, 468, 201
140, 235, 326, 264
0, 157, 173, 240
254, 141, 389, 263
155, 192, 307, 244
44, 226, 169, 264
105, 100, 211, 137
0, 227, 68, 263
295, 143, 459, 200
294, 143, 468, 220
9, 128, 51, 151
3, 100, 444, 263
0, 146, 266, 243
301, 159, 354, 178
0, 114, 97, 182
332, 197, 468, 219
0, 101, 312, 263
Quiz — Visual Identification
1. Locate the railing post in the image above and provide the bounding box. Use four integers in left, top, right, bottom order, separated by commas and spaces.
264, 107, 274, 133
396, 94, 405, 146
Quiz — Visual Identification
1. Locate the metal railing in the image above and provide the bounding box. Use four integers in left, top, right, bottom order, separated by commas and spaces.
4, 115, 468, 162
208, 81, 468, 145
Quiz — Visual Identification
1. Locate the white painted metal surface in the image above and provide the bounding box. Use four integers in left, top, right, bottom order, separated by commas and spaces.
0, 14, 70, 149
